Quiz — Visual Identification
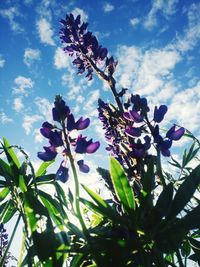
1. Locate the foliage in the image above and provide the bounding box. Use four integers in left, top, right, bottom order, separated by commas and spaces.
0, 13, 200, 267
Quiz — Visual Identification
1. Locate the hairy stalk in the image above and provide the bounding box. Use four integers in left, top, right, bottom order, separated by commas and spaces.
0, 214, 21, 267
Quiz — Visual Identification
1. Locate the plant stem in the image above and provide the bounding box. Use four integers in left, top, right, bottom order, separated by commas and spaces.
61, 122, 89, 239
176, 249, 184, 267
17, 232, 25, 267
0, 214, 21, 267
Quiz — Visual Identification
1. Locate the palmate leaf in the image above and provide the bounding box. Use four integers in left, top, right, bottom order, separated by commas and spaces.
167, 164, 200, 219
110, 157, 135, 212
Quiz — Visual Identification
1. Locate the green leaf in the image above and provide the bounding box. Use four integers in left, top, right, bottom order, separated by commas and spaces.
35, 160, 54, 177
167, 164, 200, 219
0, 158, 13, 181
110, 157, 135, 212
32, 174, 55, 185
39, 190, 66, 227
180, 204, 200, 230
0, 187, 9, 202
82, 185, 123, 223
149, 183, 174, 228
19, 175, 27, 192
3, 200, 17, 223
3, 137, 20, 168
70, 253, 87, 267
182, 142, 200, 168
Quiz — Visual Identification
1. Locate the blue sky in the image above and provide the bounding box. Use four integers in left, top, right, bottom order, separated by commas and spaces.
0, 0, 200, 261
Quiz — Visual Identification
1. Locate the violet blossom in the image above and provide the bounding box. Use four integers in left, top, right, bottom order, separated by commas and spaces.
38, 96, 100, 182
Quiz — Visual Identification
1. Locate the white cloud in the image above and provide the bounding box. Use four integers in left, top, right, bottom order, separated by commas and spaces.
13, 76, 34, 96
0, 111, 13, 124
36, 18, 55, 46
34, 97, 52, 121
166, 81, 200, 133
54, 47, 70, 69
0, 55, 5, 68
0, 7, 24, 33
103, 3, 115, 13
136, 48, 181, 95
84, 90, 100, 117
33, 128, 44, 143
22, 114, 43, 135
72, 7, 88, 22
116, 45, 181, 96
174, 3, 200, 52
144, 0, 178, 30
24, 48, 41, 67
13, 97, 24, 112
130, 17, 140, 27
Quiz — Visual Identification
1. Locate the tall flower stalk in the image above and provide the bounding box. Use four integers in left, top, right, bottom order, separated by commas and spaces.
38, 95, 100, 241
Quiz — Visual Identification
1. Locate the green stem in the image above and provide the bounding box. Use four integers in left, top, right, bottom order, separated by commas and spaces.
61, 123, 89, 239
17, 232, 25, 267
0, 214, 21, 267
157, 150, 166, 188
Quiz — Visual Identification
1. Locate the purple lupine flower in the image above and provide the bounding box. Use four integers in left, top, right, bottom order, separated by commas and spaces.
166, 125, 185, 141
77, 159, 90, 173
56, 161, 69, 183
125, 126, 142, 137
0, 223, 8, 262
67, 114, 90, 131
75, 135, 100, 154
52, 95, 70, 122
153, 105, 168, 123
38, 146, 57, 161
131, 94, 150, 113
60, 13, 116, 80
38, 96, 100, 182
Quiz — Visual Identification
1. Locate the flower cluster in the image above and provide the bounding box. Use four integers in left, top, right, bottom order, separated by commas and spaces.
59, 14, 117, 80
98, 93, 185, 179
38, 96, 100, 182
0, 223, 8, 265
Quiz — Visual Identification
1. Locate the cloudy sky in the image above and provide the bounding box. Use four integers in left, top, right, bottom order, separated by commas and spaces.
0, 0, 200, 261
1, 0, 200, 170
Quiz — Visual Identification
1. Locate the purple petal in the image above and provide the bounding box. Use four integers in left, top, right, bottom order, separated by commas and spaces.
76, 117, 90, 130
56, 165, 69, 183
153, 105, 168, 123
49, 131, 63, 147
130, 110, 143, 123
123, 112, 133, 121
40, 127, 51, 138
77, 160, 90, 173
42, 121, 54, 129
166, 126, 185, 141
86, 141, 100, 153
75, 135, 87, 153
38, 146, 57, 161
67, 114, 76, 131
125, 127, 141, 137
